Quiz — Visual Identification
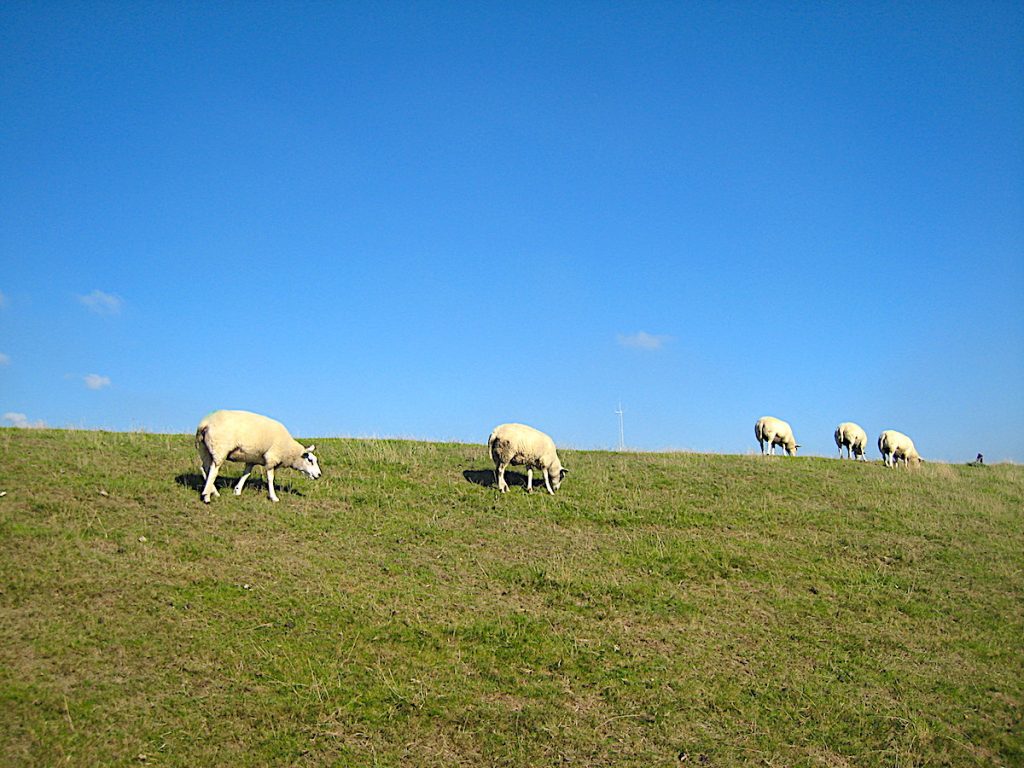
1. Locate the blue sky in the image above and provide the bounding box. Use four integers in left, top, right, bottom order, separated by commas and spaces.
2, 1, 1022, 461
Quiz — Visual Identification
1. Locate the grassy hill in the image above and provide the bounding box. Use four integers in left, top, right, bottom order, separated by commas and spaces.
1, 428, 1021, 767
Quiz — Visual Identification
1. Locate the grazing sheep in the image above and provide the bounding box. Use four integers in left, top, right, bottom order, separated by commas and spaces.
195, 410, 321, 503
488, 423, 568, 494
877, 429, 922, 468
754, 416, 800, 456
835, 422, 869, 460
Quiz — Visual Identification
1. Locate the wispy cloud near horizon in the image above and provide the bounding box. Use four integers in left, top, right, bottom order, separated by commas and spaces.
79, 289, 123, 315
84, 373, 112, 390
0, 352, 9, 366
616, 331, 672, 351
4, 412, 46, 429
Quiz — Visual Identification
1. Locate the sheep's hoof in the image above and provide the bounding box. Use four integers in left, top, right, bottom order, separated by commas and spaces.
233, 489, 243, 496
201, 496, 211, 504
269, 496, 280, 503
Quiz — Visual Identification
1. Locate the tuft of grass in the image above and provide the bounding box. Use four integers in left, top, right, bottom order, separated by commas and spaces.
0, 428, 1021, 766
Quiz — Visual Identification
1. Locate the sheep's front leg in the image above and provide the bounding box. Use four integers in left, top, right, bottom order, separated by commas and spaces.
266, 467, 279, 502
526, 468, 533, 493
496, 462, 509, 492
543, 468, 554, 495
201, 461, 222, 503
234, 464, 255, 496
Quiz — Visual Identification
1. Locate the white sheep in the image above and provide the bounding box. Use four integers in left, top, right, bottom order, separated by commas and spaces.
878, 429, 922, 468
195, 409, 321, 503
834, 422, 869, 460
754, 416, 799, 456
488, 423, 568, 494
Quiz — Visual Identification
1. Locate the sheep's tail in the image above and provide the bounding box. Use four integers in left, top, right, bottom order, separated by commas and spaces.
488, 431, 507, 461
196, 423, 213, 475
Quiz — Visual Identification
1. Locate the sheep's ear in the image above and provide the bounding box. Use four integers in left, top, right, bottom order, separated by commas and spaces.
305, 444, 316, 454
560, 467, 569, 476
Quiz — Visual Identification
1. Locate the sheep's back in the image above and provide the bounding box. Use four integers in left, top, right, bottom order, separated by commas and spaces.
879, 429, 915, 456
757, 416, 792, 440
200, 410, 294, 460
489, 423, 556, 465
837, 422, 867, 446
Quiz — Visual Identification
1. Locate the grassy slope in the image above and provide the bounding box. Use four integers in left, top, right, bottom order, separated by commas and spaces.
0, 428, 1021, 767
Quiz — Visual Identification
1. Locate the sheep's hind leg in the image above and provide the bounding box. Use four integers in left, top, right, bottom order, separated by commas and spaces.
201, 461, 222, 503
234, 464, 255, 496
266, 467, 279, 502
198, 445, 219, 496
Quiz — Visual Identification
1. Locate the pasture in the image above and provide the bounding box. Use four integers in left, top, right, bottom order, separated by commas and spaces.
1, 428, 1021, 766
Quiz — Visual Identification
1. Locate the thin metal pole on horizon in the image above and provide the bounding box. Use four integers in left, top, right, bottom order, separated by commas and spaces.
615, 402, 625, 451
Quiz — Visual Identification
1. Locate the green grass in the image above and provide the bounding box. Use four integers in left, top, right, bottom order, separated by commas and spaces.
1, 428, 1021, 767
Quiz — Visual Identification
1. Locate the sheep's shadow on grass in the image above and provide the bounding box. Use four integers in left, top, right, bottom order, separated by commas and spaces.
463, 468, 535, 490
174, 473, 304, 498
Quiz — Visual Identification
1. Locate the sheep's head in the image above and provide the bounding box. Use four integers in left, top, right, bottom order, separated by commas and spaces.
298, 445, 322, 480
551, 463, 568, 491
786, 442, 800, 456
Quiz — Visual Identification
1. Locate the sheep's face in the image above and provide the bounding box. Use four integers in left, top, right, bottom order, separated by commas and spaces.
786, 443, 800, 456
551, 464, 568, 491
299, 445, 322, 480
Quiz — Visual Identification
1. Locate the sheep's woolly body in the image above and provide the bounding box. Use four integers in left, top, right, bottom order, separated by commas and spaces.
488, 423, 566, 494
835, 422, 869, 460
195, 410, 320, 502
754, 416, 799, 456
878, 429, 921, 468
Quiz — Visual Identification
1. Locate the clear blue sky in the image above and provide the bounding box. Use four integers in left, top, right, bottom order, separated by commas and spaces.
2, 1, 1022, 462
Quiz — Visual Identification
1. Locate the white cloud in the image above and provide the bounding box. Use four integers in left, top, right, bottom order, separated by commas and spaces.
0, 352, 8, 365
84, 373, 112, 390
4, 412, 46, 429
79, 289, 123, 315
616, 331, 672, 351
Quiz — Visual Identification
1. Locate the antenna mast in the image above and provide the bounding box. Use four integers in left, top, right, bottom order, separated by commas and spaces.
615, 402, 625, 451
